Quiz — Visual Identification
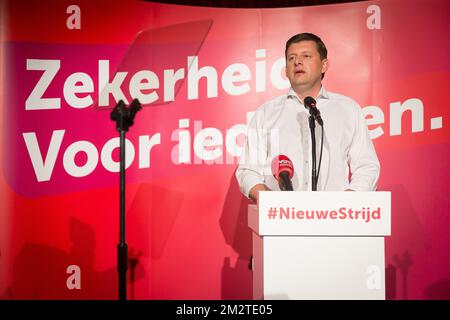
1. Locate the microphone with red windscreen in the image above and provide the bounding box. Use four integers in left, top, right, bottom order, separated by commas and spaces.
271, 155, 294, 191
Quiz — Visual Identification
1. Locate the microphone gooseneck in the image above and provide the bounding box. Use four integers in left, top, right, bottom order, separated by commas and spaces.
303, 96, 324, 191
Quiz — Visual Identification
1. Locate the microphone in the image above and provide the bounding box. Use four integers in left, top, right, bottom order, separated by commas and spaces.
304, 96, 323, 126
271, 155, 294, 191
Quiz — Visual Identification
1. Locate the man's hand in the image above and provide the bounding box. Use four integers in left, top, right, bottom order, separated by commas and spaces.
249, 184, 271, 203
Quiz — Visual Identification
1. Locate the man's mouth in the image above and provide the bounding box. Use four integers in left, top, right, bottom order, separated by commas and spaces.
295, 70, 305, 75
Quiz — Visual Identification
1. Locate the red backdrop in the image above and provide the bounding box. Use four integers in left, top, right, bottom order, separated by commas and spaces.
0, 0, 449, 299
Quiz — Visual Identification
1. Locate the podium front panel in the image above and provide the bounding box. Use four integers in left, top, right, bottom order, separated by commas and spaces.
255, 236, 385, 300
250, 191, 391, 236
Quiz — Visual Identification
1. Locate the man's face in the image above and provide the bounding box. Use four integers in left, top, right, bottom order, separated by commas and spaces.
285, 40, 328, 92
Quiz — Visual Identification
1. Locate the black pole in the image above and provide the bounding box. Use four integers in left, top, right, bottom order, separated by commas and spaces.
118, 128, 127, 301
110, 99, 142, 301
309, 115, 317, 191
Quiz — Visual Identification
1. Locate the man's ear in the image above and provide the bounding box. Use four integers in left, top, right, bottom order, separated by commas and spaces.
321, 58, 329, 74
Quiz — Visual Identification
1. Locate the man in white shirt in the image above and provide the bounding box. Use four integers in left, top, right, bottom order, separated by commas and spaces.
236, 33, 380, 202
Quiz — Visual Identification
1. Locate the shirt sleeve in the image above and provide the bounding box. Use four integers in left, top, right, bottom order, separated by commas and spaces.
347, 103, 380, 191
235, 110, 267, 198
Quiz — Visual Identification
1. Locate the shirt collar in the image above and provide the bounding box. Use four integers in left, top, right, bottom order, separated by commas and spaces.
287, 86, 330, 103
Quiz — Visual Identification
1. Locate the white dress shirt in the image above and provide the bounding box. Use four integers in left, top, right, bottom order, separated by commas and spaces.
236, 86, 380, 198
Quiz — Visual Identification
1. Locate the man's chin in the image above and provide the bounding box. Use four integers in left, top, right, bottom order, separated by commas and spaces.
291, 81, 309, 89
290, 76, 308, 85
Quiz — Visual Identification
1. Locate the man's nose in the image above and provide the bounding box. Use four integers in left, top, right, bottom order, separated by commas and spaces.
294, 57, 303, 65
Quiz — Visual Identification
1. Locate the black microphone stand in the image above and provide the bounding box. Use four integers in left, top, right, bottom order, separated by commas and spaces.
305, 96, 324, 192
308, 115, 318, 191
308, 112, 324, 192
110, 99, 142, 300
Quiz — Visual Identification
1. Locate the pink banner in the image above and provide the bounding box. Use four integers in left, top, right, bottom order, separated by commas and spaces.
1, 0, 449, 299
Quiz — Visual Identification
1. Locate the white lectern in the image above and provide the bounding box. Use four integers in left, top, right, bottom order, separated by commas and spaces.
248, 191, 391, 300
